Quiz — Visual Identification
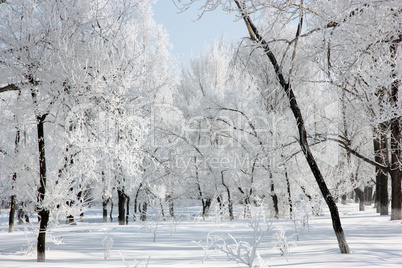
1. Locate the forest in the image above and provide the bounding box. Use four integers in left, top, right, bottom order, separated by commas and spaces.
0, 0, 401, 266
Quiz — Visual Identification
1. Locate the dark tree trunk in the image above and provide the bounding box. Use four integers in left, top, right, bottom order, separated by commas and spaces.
364, 186, 373, 205
126, 196, 130, 224
134, 183, 143, 218
221, 171, 234, 221
66, 214, 75, 225
354, 191, 359, 203
270, 180, 279, 218
101, 171, 109, 222
217, 194, 224, 216
109, 200, 113, 222
66, 199, 76, 225
201, 198, 211, 220
300, 185, 312, 201
244, 196, 251, 218
24, 210, 30, 223
195, 163, 211, 220
390, 118, 401, 220
168, 194, 174, 218
390, 40, 401, 220
340, 92, 351, 208
17, 208, 23, 224
235, 2, 350, 253
341, 195, 347, 205
102, 197, 109, 222
140, 202, 147, 221
78, 190, 85, 222
9, 126, 20, 233
36, 115, 49, 262
117, 189, 126, 225
373, 127, 389, 215
354, 188, 365, 211
238, 187, 251, 218
8, 194, 16, 233
159, 199, 165, 220
285, 170, 293, 218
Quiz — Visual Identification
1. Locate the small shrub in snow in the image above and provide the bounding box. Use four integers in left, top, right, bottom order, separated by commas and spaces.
20, 228, 36, 256
218, 211, 271, 268
194, 207, 271, 267
274, 226, 297, 261
192, 232, 221, 263
141, 218, 160, 242
120, 252, 150, 268
166, 215, 182, 236
102, 229, 113, 260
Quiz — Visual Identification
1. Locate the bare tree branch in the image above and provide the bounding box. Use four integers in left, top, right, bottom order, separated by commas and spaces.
0, 84, 19, 94
328, 137, 390, 172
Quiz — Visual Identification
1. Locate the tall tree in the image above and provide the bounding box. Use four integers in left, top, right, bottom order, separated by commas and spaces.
177, 0, 350, 253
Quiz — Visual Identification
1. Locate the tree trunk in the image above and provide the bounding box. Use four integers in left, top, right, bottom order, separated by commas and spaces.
36, 115, 49, 262
126, 195, 130, 224
364, 186, 373, 205
102, 197, 109, 223
354, 188, 365, 211
117, 188, 126, 225
221, 171, 234, 221
78, 190, 85, 222
237, 186, 251, 219
140, 202, 147, 221
373, 127, 389, 215
9, 126, 20, 232
270, 180, 279, 218
109, 200, 113, 222
390, 118, 401, 220
390, 40, 401, 220
285, 169, 293, 218
243, 197, 250, 219
66, 214, 75, 225
159, 199, 165, 220
8, 194, 16, 233
340, 91, 351, 208
18, 208, 25, 224
341, 195, 347, 205
202, 198, 211, 220
217, 194, 224, 216
66, 199, 76, 225
134, 183, 143, 218
168, 194, 174, 218
235, 2, 350, 253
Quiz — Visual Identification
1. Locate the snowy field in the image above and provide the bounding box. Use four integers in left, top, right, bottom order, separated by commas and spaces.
1, 202, 401, 268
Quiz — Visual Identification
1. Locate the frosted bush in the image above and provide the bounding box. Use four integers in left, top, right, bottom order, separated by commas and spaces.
194, 207, 271, 267
102, 229, 113, 260
274, 226, 297, 261
120, 252, 150, 268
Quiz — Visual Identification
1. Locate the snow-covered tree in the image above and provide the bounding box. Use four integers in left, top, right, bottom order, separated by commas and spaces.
0, 0, 172, 261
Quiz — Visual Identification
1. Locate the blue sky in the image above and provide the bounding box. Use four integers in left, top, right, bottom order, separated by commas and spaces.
152, 1, 248, 65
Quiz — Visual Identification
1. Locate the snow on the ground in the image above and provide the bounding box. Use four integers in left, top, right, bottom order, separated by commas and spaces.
0, 203, 401, 268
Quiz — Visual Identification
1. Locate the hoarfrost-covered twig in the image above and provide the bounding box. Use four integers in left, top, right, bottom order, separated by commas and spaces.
120, 252, 150, 268
192, 232, 221, 263
102, 229, 113, 260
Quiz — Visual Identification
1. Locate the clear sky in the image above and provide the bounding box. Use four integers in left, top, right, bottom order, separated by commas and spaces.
152, 1, 248, 65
